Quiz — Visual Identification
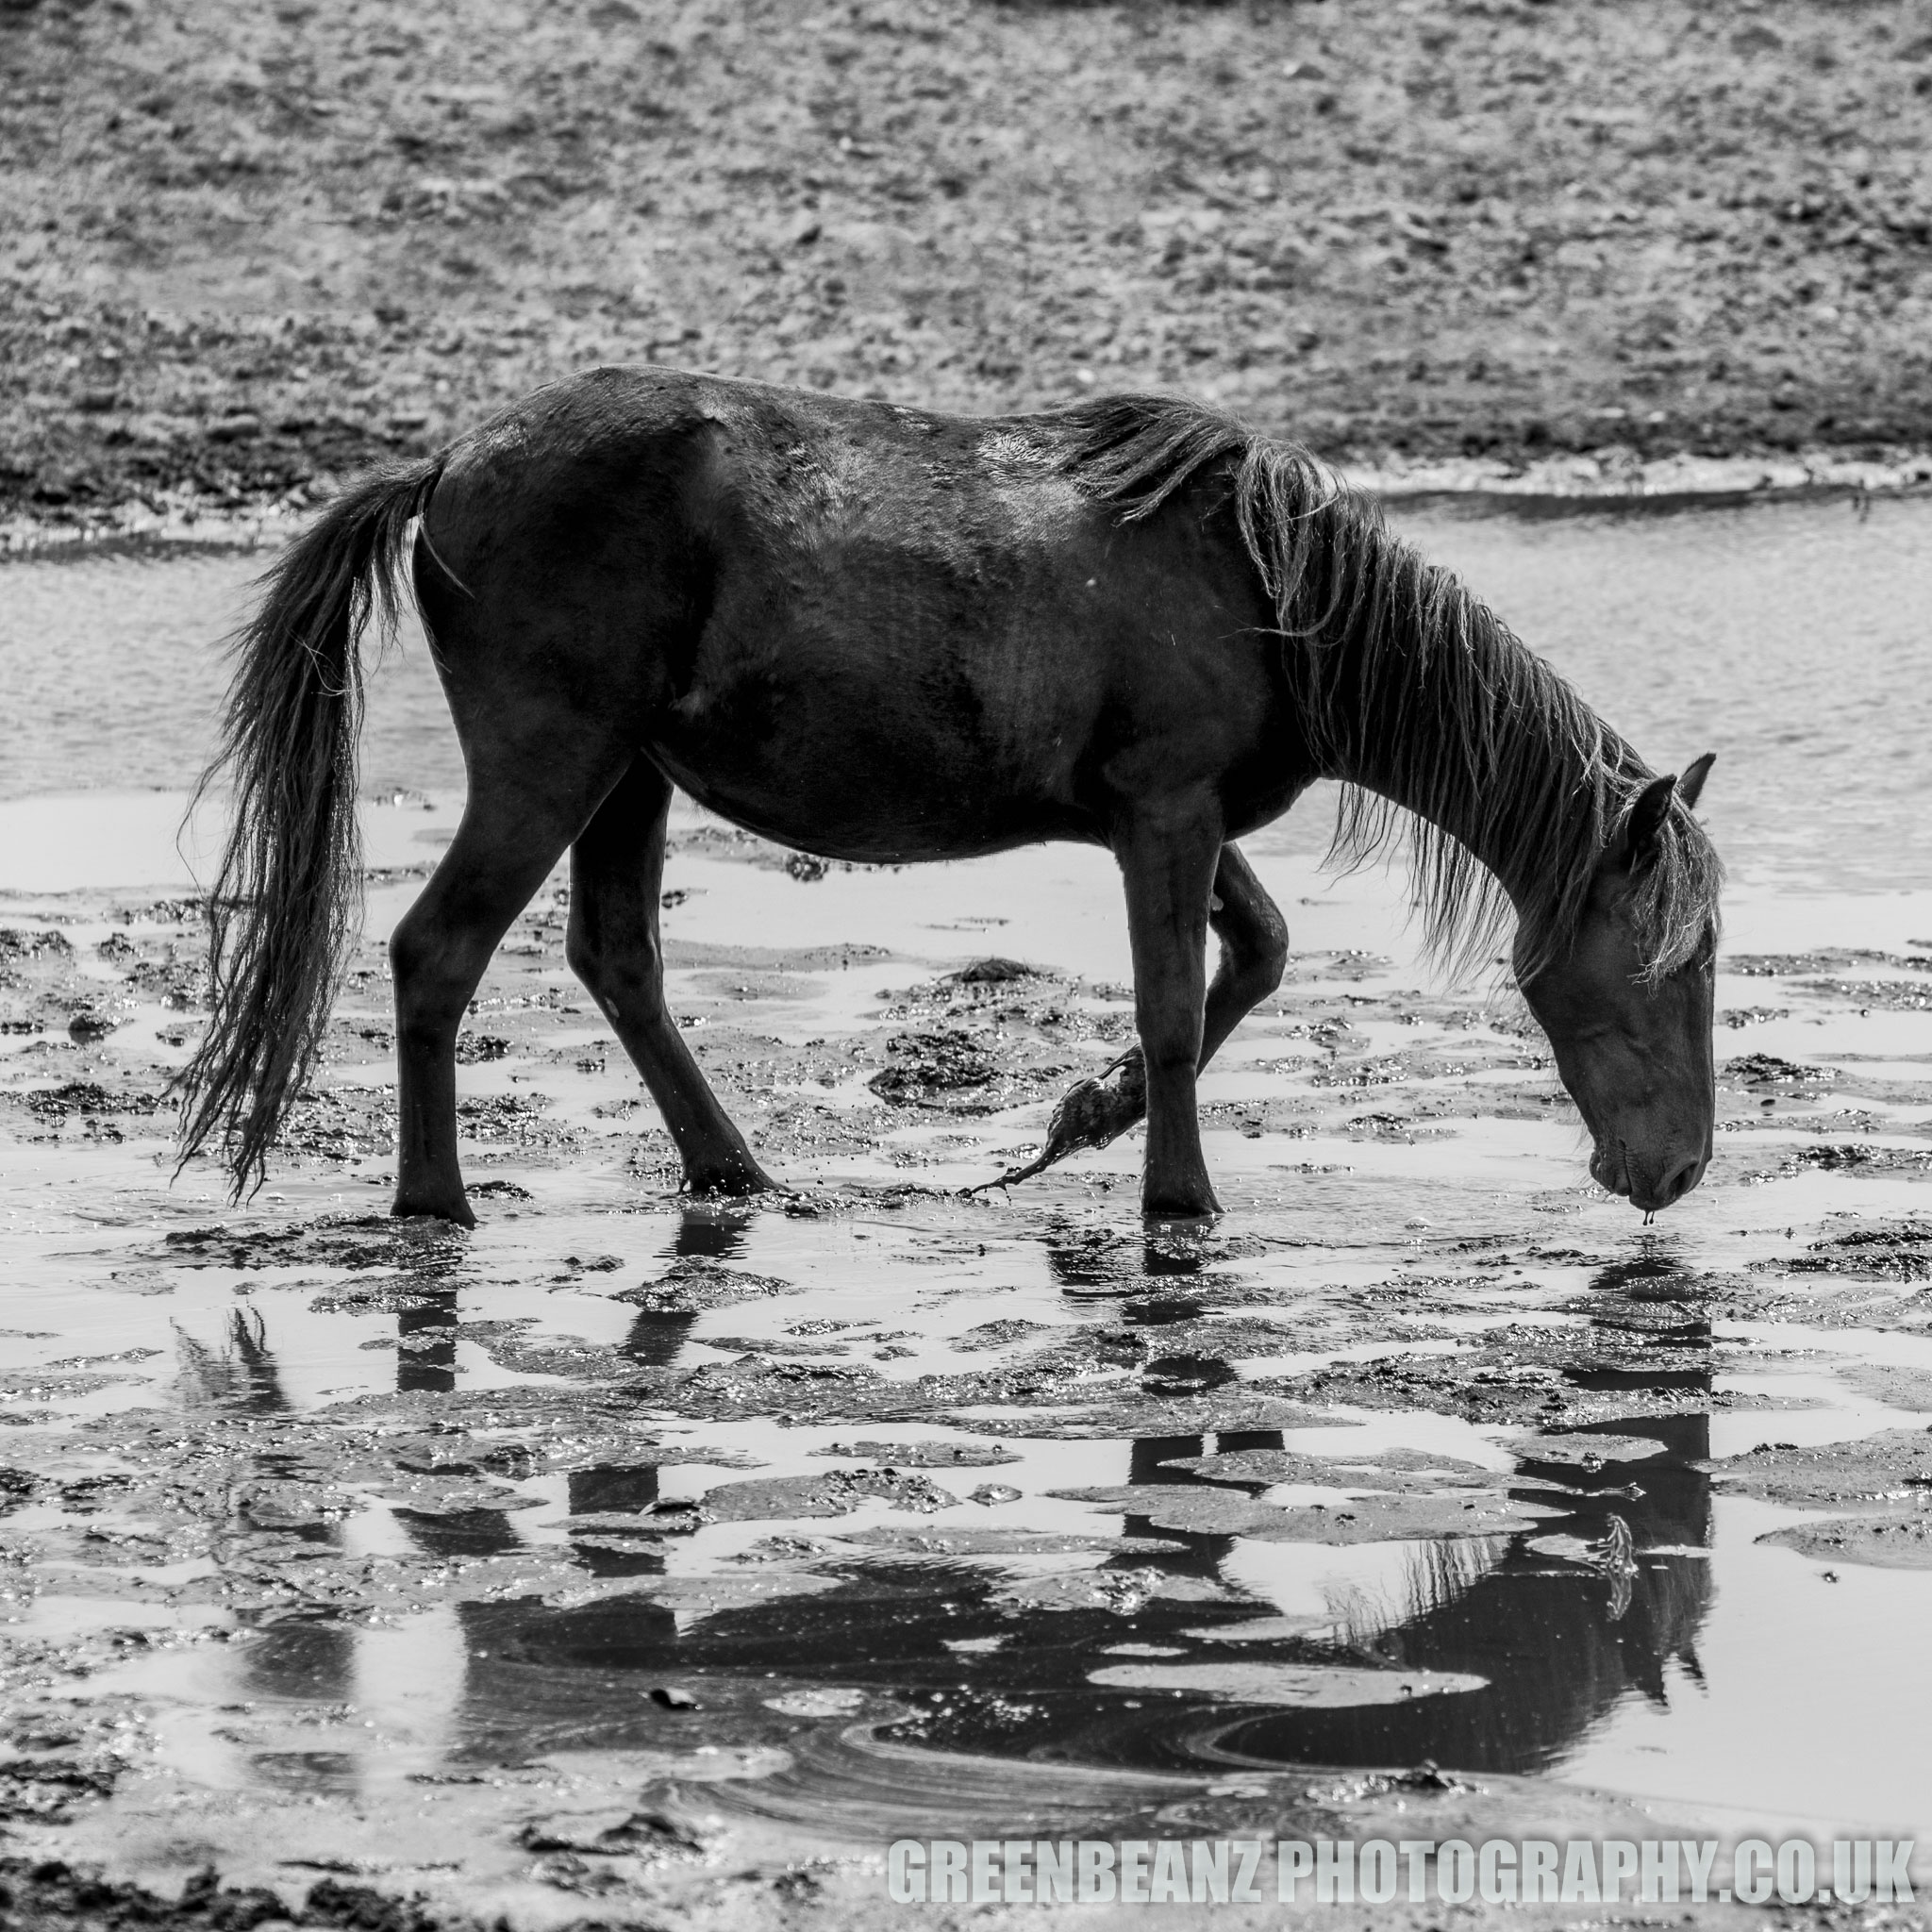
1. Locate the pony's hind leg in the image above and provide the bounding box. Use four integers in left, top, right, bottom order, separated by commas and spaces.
1026, 844, 1288, 1176
565, 758, 776, 1195
390, 767, 627, 1225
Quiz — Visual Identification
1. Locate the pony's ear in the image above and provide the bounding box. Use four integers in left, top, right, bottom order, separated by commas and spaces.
1677, 750, 1716, 811
1617, 774, 1679, 871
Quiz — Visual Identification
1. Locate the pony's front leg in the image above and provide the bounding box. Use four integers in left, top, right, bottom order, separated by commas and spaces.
1021, 844, 1288, 1175
1115, 795, 1224, 1219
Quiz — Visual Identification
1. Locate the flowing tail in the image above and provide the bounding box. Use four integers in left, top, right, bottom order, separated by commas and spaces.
175, 457, 445, 1197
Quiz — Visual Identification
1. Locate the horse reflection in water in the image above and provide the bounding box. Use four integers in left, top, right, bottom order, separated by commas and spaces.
175, 1236, 1715, 1802
1175, 1412, 1712, 1777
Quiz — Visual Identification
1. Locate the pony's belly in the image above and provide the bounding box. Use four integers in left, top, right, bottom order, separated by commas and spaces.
645, 736, 1092, 866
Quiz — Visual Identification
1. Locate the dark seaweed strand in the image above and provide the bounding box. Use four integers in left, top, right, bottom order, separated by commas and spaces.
175, 457, 444, 1197
1050, 392, 1723, 983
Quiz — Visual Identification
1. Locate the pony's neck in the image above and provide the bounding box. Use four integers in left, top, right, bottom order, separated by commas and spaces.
1287, 534, 1626, 972
1038, 397, 1678, 976
1325, 641, 1605, 908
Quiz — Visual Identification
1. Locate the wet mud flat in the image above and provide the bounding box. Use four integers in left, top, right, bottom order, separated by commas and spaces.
0, 791, 1930, 1929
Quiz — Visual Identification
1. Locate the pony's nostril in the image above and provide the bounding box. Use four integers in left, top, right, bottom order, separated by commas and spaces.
1662, 1154, 1704, 1204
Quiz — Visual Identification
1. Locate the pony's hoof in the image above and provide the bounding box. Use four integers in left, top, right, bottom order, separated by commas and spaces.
390, 1191, 477, 1229
687, 1166, 784, 1198
1141, 1183, 1221, 1221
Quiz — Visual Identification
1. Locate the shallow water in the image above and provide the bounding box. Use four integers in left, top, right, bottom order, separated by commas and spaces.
5, 494, 1930, 892
0, 502, 1928, 1918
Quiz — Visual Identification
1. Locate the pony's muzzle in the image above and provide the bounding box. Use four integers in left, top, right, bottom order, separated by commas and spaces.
1624, 1147, 1707, 1213
1655, 1148, 1707, 1208
1589, 1139, 1630, 1199
1591, 1137, 1706, 1211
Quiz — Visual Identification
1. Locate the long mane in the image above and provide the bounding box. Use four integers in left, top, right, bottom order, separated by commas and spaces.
1045, 392, 1723, 983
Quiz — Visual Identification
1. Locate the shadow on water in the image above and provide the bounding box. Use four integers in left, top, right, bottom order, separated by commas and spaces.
1198, 1259, 1714, 1776
669, 1204, 755, 1260
1041, 1222, 1214, 1292
615, 1203, 753, 1369
175, 1308, 290, 1413
1206, 1413, 1710, 1777
393, 1424, 1708, 1785
200, 1252, 1716, 1797
388, 1202, 735, 1399
396, 1287, 460, 1395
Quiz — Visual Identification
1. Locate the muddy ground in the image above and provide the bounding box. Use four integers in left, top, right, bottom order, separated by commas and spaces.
0, 792, 1928, 1927
8, 0, 1932, 539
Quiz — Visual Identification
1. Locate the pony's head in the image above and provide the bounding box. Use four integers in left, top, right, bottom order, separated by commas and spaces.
1516, 754, 1718, 1213
1047, 397, 1730, 1211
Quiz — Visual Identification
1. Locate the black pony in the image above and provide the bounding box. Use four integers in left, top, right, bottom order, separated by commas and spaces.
179, 371, 1721, 1224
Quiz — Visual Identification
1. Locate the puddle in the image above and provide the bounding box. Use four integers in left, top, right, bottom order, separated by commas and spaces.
0, 502, 1929, 1914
